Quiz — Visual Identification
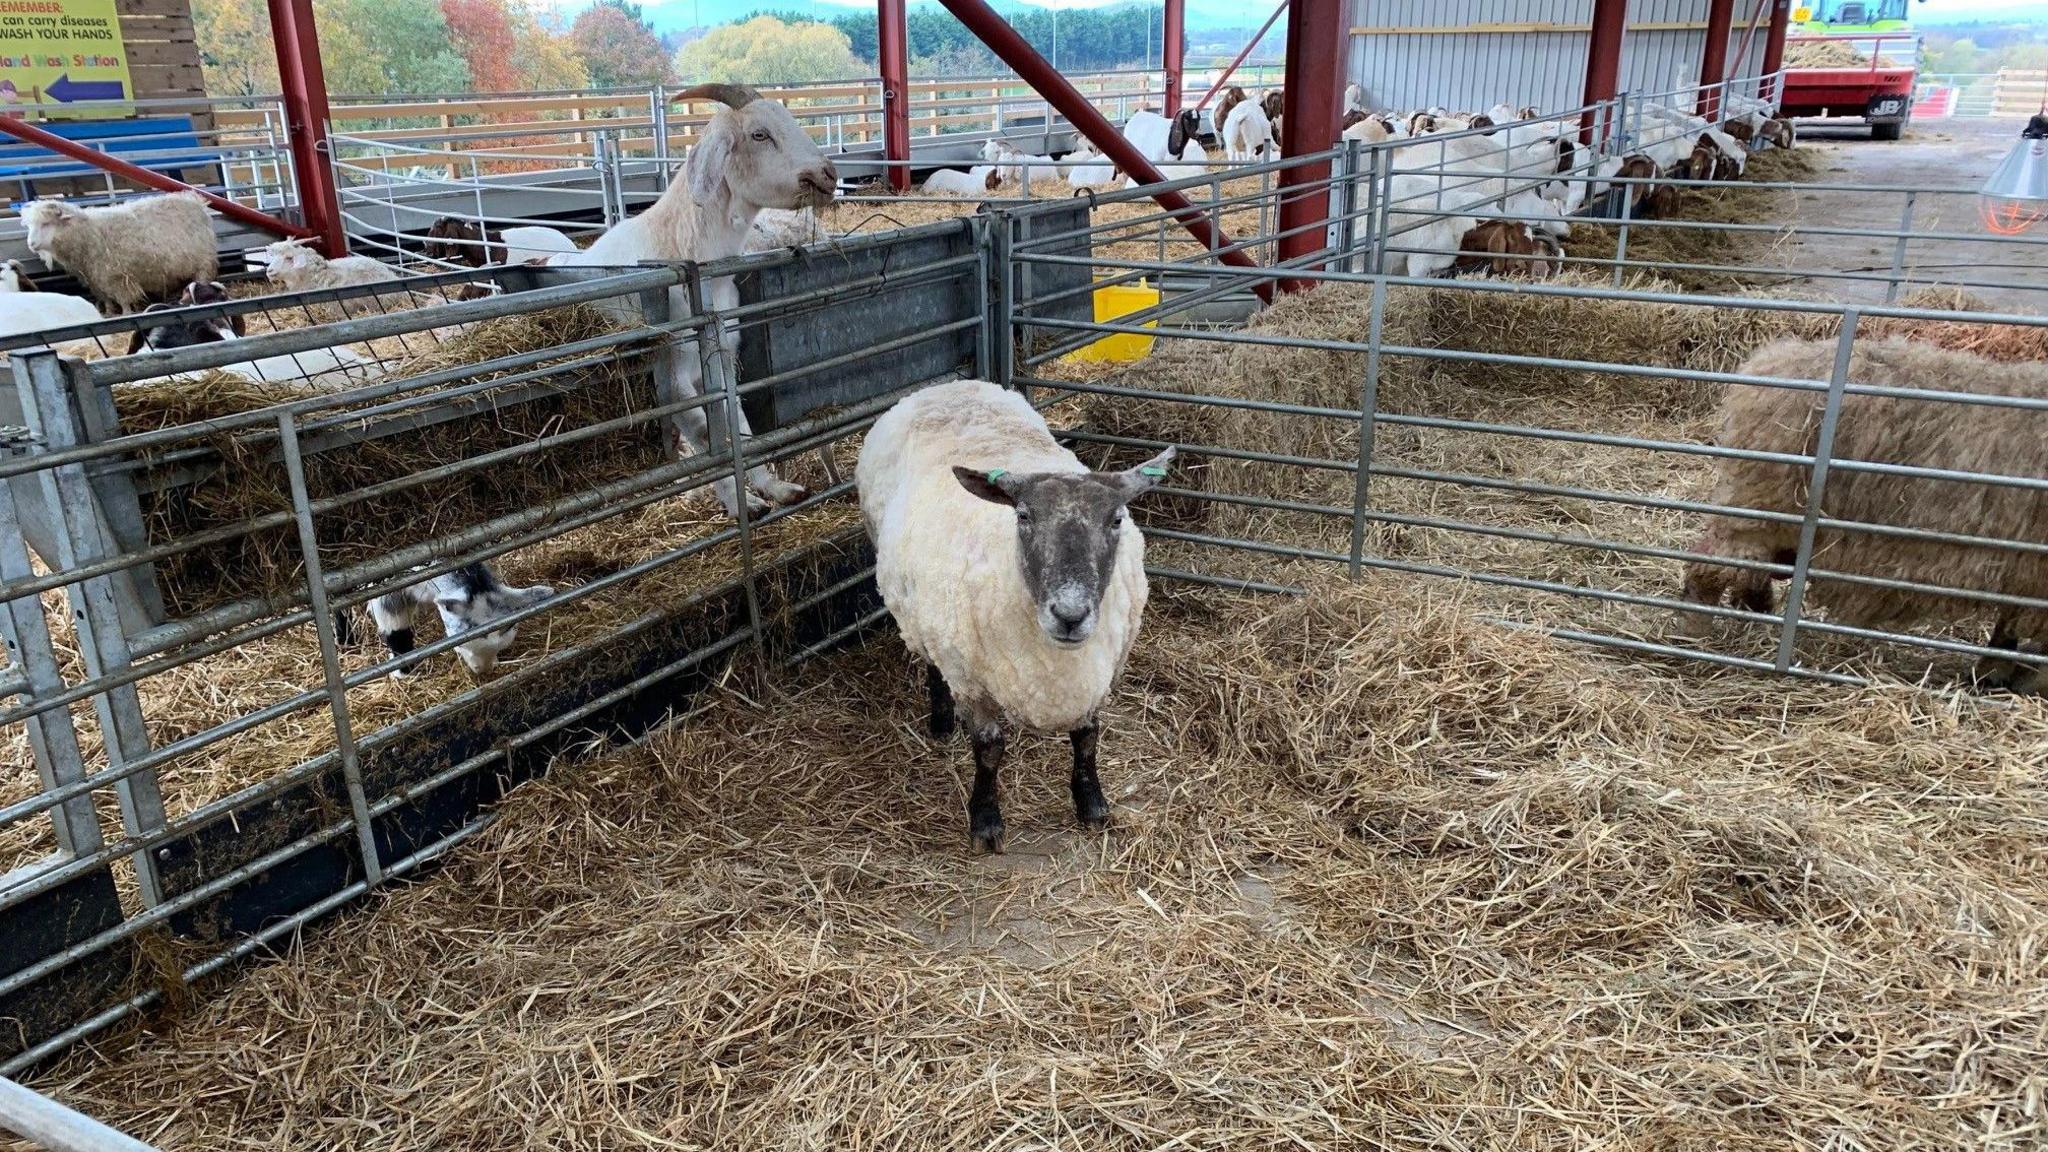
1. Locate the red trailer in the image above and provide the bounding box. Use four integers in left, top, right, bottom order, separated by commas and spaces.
1777, 31, 1918, 140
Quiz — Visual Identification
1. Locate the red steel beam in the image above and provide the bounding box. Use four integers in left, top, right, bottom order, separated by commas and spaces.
1193, 0, 1288, 113
1695, 0, 1736, 118
1275, 0, 1343, 288
1759, 0, 1793, 103
878, 0, 911, 192
269, 0, 347, 256
1579, 0, 1629, 146
932, 0, 1274, 303
1161, 0, 1185, 115
0, 116, 313, 242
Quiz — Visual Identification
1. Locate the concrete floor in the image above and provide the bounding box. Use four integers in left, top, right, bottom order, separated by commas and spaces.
1778, 116, 2047, 312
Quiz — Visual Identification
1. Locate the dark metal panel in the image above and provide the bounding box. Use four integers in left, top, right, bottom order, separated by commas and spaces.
0, 867, 135, 1065
734, 222, 981, 431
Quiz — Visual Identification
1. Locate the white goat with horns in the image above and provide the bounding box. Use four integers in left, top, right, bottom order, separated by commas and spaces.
553, 83, 839, 516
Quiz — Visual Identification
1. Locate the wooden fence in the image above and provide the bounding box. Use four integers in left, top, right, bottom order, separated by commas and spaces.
1990, 70, 2045, 118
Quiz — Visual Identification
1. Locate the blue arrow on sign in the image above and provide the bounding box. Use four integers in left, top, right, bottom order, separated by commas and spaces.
45, 75, 126, 103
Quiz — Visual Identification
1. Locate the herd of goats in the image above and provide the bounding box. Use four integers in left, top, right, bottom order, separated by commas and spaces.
917, 82, 1799, 280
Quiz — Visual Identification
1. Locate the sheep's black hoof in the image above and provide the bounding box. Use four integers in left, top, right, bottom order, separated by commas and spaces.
1073, 786, 1110, 830
969, 809, 1005, 855
929, 710, 956, 741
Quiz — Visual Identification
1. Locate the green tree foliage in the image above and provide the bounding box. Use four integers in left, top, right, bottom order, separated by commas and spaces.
572, 0, 672, 87
675, 16, 864, 85
317, 0, 473, 94
751, 6, 1180, 75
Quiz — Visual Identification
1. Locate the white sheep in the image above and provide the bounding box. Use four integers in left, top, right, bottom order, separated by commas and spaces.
920, 166, 1002, 196
1344, 83, 1366, 114
338, 560, 553, 677
0, 259, 103, 336
856, 379, 1174, 852
21, 192, 216, 312
1222, 97, 1276, 162
745, 207, 828, 250
257, 238, 400, 291
552, 83, 837, 518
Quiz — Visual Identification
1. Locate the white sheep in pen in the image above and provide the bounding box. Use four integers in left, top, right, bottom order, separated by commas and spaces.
857, 379, 1174, 852
745, 207, 828, 250
920, 166, 1002, 196
551, 83, 838, 517
22, 192, 216, 312
0, 259, 103, 336
257, 238, 401, 290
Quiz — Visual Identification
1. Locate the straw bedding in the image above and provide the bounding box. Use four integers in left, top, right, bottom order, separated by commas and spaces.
20, 574, 2047, 1150
0, 445, 858, 880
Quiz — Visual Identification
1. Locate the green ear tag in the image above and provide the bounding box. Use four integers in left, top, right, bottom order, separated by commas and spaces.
1139, 466, 1166, 478
986, 468, 1007, 482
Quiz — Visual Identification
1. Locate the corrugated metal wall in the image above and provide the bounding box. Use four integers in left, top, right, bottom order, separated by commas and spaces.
1347, 0, 1771, 114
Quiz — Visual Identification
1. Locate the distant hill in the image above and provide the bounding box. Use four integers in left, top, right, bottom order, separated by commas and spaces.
640, 0, 1280, 39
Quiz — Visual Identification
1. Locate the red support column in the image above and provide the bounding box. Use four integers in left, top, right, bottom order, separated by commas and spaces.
933, 0, 1273, 303
1161, 0, 1184, 115
1696, 0, 1735, 119
1579, 0, 1629, 146
268, 0, 346, 257
878, 0, 911, 192
1275, 0, 1344, 287
1759, 0, 1793, 103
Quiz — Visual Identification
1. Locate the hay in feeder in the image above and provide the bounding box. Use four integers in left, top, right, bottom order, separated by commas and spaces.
111, 305, 664, 618
1564, 146, 1824, 293
26, 574, 2048, 1151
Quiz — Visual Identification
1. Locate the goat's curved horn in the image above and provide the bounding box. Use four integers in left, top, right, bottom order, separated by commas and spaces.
674, 83, 760, 109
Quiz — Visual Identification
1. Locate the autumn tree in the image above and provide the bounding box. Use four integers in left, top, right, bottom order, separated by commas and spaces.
511, 5, 590, 91
571, 0, 671, 88
441, 0, 521, 93
193, 0, 280, 95
674, 16, 863, 86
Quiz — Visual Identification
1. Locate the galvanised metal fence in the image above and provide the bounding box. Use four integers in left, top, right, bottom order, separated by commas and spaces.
4, 91, 2047, 1148
995, 151, 2048, 689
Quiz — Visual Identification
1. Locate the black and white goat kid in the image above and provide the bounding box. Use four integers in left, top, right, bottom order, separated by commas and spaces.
335, 562, 553, 677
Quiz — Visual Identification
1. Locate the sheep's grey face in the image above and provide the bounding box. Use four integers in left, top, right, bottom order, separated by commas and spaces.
724, 101, 838, 212
954, 448, 1174, 647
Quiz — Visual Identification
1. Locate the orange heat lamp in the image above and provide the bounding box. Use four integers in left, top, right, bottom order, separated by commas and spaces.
1979, 113, 2048, 236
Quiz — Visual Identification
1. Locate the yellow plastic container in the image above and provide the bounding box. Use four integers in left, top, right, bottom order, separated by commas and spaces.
1073, 278, 1159, 363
